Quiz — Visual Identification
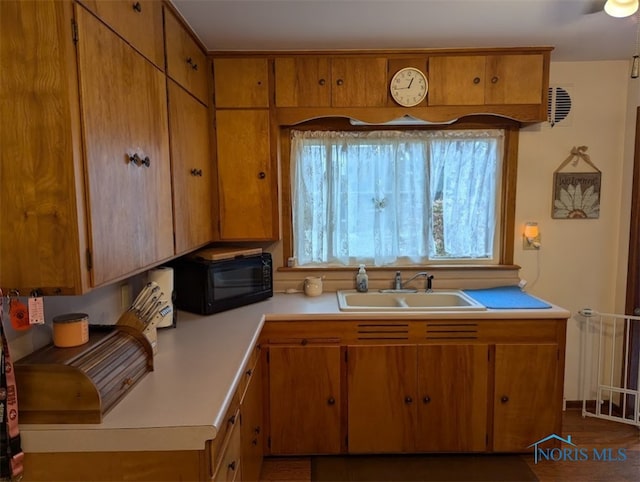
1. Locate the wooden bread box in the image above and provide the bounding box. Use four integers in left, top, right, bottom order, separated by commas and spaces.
14, 325, 153, 424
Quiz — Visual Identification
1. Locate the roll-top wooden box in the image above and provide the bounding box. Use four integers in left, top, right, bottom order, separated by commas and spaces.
15, 326, 153, 424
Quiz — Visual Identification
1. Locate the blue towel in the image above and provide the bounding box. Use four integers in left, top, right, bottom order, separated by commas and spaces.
463, 286, 552, 309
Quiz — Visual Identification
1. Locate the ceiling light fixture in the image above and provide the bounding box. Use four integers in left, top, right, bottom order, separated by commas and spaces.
604, 0, 639, 18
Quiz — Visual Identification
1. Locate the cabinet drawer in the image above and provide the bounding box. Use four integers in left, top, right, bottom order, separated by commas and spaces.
78, 0, 164, 69
209, 391, 240, 477
237, 344, 261, 404
164, 8, 209, 105
212, 408, 242, 482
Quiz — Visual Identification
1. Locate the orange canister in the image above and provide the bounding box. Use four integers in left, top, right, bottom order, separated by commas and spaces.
52, 313, 89, 348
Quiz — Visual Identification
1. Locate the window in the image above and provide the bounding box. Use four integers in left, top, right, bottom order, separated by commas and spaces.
290, 128, 504, 267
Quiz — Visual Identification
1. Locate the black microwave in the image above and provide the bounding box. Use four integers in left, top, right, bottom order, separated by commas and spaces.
171, 251, 273, 315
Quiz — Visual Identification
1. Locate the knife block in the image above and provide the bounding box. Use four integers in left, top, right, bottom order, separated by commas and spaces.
14, 325, 153, 424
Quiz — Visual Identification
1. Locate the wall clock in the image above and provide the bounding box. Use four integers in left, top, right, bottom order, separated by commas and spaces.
389, 67, 428, 107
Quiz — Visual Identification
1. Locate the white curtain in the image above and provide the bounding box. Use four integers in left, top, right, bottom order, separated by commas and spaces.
291, 129, 503, 267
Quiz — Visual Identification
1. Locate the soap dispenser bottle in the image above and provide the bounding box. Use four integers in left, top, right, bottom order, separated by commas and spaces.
356, 264, 368, 292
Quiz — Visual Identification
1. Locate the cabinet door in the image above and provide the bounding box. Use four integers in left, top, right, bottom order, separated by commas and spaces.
485, 54, 544, 105
215, 109, 277, 240
416, 344, 489, 452
77, 7, 173, 285
275, 57, 331, 107
331, 58, 388, 107
347, 345, 416, 453
241, 356, 263, 482
78, 0, 164, 69
0, 0, 88, 294
493, 344, 560, 452
168, 80, 213, 255
164, 8, 209, 105
428, 55, 486, 106
214, 58, 269, 108
268, 345, 341, 454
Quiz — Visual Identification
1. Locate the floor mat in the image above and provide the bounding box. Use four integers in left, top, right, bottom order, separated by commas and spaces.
311, 454, 538, 482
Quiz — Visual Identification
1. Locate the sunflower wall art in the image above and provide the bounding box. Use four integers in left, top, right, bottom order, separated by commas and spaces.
552, 146, 601, 219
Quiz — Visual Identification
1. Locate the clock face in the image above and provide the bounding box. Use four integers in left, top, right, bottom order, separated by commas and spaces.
390, 67, 428, 107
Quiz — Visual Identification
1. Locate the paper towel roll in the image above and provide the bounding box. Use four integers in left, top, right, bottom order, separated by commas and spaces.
148, 266, 175, 328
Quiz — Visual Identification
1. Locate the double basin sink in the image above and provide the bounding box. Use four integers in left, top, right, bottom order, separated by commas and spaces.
336, 289, 486, 312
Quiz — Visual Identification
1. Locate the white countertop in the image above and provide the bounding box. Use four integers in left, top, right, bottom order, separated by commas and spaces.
20, 292, 570, 453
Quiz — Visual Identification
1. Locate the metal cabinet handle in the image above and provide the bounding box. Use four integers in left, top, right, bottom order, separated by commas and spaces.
336, 78, 344, 86
491, 76, 499, 84
404, 396, 413, 404
186, 57, 198, 71
423, 396, 431, 404
501, 395, 509, 403
129, 154, 150, 167
318, 78, 326, 86
190, 168, 203, 176
132, 2, 142, 13
245, 368, 253, 376
228, 414, 236, 425
258, 171, 266, 179
228, 461, 236, 471
473, 77, 481, 84
327, 397, 336, 405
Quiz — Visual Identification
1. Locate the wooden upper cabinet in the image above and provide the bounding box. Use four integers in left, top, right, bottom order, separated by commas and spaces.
164, 7, 209, 105
0, 0, 88, 294
275, 57, 388, 107
168, 80, 213, 255
214, 58, 269, 108
275, 57, 331, 107
78, 0, 164, 70
215, 109, 277, 241
331, 57, 388, 107
428, 54, 545, 106
77, 7, 173, 286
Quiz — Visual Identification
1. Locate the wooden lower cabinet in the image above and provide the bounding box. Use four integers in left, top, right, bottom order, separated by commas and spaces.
213, 409, 242, 482
347, 345, 417, 453
492, 343, 561, 452
262, 318, 566, 456
240, 355, 264, 482
416, 344, 489, 452
346, 344, 489, 453
267, 343, 342, 454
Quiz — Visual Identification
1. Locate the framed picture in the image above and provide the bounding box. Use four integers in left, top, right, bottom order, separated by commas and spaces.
552, 171, 601, 219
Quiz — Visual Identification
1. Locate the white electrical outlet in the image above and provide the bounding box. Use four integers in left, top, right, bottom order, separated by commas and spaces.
120, 283, 131, 309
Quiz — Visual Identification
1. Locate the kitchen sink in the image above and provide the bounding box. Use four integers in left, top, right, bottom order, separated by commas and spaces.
336, 290, 487, 312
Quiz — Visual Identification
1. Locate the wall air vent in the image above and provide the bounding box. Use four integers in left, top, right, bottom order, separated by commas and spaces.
547, 85, 573, 127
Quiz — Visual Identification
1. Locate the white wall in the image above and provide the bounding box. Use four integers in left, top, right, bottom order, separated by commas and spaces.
516, 60, 636, 401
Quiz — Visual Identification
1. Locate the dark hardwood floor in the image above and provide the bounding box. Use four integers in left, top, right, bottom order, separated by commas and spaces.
259, 409, 640, 482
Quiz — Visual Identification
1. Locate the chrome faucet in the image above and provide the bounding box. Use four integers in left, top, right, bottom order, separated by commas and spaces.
394, 271, 403, 290
401, 271, 435, 292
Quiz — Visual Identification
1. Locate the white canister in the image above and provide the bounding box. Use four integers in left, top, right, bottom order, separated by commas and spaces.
304, 276, 323, 297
